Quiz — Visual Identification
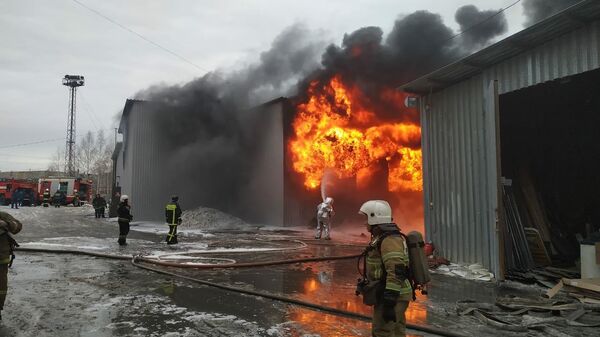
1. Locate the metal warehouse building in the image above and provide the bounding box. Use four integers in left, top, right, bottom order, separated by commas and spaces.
114, 98, 318, 225
401, 0, 600, 278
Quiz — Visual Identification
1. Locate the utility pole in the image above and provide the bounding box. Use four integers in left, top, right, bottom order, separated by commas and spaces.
62, 75, 85, 176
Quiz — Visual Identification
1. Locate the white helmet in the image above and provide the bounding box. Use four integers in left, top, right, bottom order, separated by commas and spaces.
359, 200, 392, 225
120, 195, 129, 202
324, 197, 333, 204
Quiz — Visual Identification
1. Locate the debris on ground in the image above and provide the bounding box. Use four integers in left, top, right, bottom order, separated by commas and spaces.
432, 263, 494, 282
457, 295, 600, 333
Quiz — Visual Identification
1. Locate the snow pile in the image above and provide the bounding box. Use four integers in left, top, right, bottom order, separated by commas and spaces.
180, 206, 248, 230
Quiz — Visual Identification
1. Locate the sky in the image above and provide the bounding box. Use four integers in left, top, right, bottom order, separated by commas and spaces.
0, 0, 530, 171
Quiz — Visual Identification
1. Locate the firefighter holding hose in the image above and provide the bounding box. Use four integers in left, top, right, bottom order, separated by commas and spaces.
357, 200, 412, 337
165, 195, 182, 245
315, 197, 334, 240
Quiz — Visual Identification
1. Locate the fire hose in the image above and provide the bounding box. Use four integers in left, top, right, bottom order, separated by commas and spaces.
15, 246, 462, 337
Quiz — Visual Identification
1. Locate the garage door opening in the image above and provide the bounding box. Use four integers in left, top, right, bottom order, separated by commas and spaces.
499, 68, 600, 274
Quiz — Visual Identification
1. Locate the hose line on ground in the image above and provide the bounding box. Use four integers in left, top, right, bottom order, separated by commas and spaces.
15, 246, 462, 337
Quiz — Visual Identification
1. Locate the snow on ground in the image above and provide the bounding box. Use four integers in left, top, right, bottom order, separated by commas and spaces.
85, 294, 287, 337
130, 221, 215, 238
180, 206, 249, 230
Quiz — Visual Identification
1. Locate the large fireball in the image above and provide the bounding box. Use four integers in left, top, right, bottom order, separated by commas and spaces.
289, 75, 422, 192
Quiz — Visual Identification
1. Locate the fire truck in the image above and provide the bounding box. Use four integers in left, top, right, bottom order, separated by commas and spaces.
0, 178, 39, 206
37, 177, 93, 206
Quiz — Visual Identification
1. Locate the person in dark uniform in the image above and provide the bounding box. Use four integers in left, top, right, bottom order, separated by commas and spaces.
117, 195, 133, 245
98, 195, 107, 218
165, 195, 182, 245
0, 211, 22, 321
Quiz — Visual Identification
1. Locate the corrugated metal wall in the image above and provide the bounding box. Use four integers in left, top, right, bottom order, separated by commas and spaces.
117, 101, 167, 221
421, 76, 500, 276
485, 20, 600, 94
421, 19, 600, 277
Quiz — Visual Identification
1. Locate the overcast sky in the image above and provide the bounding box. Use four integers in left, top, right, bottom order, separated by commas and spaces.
0, 0, 528, 171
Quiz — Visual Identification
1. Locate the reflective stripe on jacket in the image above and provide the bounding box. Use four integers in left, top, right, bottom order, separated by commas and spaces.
366, 234, 412, 298
165, 202, 182, 225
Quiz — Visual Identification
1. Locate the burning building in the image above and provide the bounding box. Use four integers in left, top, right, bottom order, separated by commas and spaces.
400, 0, 600, 278
114, 87, 423, 230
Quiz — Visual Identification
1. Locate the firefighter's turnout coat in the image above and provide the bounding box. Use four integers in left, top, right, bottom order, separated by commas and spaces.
365, 224, 413, 300
165, 202, 182, 225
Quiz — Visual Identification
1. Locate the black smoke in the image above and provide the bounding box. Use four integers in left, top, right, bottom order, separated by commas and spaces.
455, 5, 508, 51
133, 24, 324, 217
300, 6, 507, 124
523, 0, 582, 26
131, 5, 510, 221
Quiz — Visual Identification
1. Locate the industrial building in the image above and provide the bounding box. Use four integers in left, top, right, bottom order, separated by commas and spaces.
113, 97, 319, 225
401, 0, 600, 278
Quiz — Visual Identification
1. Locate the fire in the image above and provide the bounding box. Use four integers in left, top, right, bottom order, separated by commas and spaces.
290, 75, 422, 192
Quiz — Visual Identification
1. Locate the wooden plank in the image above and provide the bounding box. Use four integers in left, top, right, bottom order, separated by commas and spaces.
524, 227, 551, 266
546, 280, 563, 299
562, 278, 600, 293
596, 242, 600, 265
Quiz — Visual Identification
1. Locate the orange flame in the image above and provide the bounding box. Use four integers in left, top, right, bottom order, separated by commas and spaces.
290, 75, 422, 192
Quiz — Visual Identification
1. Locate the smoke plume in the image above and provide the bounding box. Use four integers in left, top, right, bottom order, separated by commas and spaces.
523, 0, 582, 26
133, 24, 325, 215
130, 5, 510, 222
455, 5, 508, 51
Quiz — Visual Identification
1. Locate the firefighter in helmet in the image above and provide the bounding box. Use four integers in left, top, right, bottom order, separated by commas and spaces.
165, 195, 182, 245
42, 188, 51, 207
315, 197, 334, 240
358, 200, 412, 337
117, 195, 133, 245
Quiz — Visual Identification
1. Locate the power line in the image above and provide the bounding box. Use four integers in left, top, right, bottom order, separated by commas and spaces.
71, 0, 209, 73
0, 138, 65, 149
446, 0, 522, 42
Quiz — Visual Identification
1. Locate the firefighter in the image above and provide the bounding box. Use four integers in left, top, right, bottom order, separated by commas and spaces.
315, 197, 334, 240
0, 211, 22, 321
52, 190, 63, 208
117, 195, 133, 245
42, 188, 51, 207
92, 194, 100, 218
98, 194, 107, 218
73, 189, 79, 207
10, 189, 19, 209
165, 195, 182, 245
358, 200, 412, 337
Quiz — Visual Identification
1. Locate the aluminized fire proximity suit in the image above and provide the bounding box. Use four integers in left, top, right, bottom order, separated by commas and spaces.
315, 197, 334, 240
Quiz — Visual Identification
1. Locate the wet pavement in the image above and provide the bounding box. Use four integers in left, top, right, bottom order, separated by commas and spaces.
0, 206, 597, 336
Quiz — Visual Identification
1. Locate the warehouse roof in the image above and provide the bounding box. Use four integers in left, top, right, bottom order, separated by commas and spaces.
400, 0, 600, 94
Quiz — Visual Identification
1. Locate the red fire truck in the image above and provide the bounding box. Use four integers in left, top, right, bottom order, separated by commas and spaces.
0, 179, 39, 206
37, 177, 93, 206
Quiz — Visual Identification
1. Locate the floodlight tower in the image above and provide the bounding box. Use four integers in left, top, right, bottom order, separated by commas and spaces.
62, 75, 85, 176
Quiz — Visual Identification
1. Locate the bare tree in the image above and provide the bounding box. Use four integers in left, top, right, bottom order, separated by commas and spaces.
48, 147, 65, 172
77, 131, 96, 175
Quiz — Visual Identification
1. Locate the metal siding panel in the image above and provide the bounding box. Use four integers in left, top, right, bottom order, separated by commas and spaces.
487, 21, 600, 95
422, 76, 498, 271
420, 21, 600, 275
